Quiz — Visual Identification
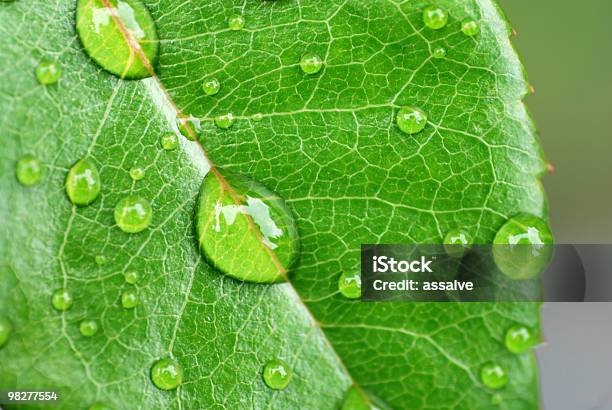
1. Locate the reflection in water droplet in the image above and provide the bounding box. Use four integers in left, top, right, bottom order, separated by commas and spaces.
505, 324, 536, 354
66, 159, 101, 205
35, 60, 62, 85
124, 271, 140, 284
461, 20, 480, 36
114, 196, 152, 233
76, 0, 159, 79
16, 155, 43, 186
422, 6, 448, 30
197, 171, 300, 283
228, 14, 245, 31
202, 77, 221, 96
177, 114, 200, 141
338, 272, 361, 299
95, 255, 108, 265
262, 359, 292, 390
300, 52, 323, 75
80, 319, 99, 336
161, 133, 178, 150
151, 358, 183, 390
432, 47, 446, 59
52, 288, 73, 311
214, 113, 234, 129
443, 228, 472, 258
89, 403, 115, 410
0, 317, 12, 348
480, 362, 507, 389
396, 106, 427, 135
121, 289, 138, 309
129, 166, 145, 181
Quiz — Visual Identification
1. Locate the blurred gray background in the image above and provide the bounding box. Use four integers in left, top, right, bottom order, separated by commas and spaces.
500, 1, 612, 409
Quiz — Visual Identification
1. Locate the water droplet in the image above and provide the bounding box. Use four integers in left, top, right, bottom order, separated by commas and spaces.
95, 255, 108, 265
422, 6, 448, 30
491, 393, 504, 405
505, 324, 536, 354
202, 77, 221, 96
251, 113, 263, 122
432, 47, 446, 59
129, 166, 145, 181
228, 14, 245, 31
396, 106, 427, 135
480, 362, 507, 389
461, 19, 480, 37
16, 155, 43, 186
89, 403, 115, 410
0, 316, 12, 348
300, 52, 324, 75
52, 288, 73, 311
443, 228, 472, 258
196, 171, 300, 283
341, 385, 370, 410
121, 289, 138, 309
177, 114, 200, 141
160, 133, 178, 150
114, 196, 152, 233
262, 359, 292, 390
35, 60, 62, 85
124, 271, 140, 284
493, 213, 553, 279
65, 159, 101, 206
76, 0, 159, 79
151, 358, 183, 390
338, 272, 361, 299
214, 113, 235, 130
80, 319, 99, 337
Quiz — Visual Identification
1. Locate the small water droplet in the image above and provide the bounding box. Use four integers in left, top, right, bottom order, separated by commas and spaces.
52, 288, 73, 311
262, 359, 292, 390
177, 114, 200, 141
95, 255, 108, 265
89, 402, 114, 410
80, 319, 99, 337
422, 6, 448, 30
196, 171, 300, 283
228, 14, 245, 31
0, 316, 12, 348
505, 324, 536, 354
129, 166, 145, 181
16, 155, 43, 186
202, 77, 221, 96
396, 106, 427, 135
432, 47, 446, 59
76, 0, 159, 79
480, 362, 507, 389
461, 19, 480, 36
300, 52, 323, 75
251, 113, 263, 122
151, 358, 183, 390
121, 289, 138, 309
160, 133, 178, 150
338, 272, 361, 299
114, 196, 152, 233
443, 228, 472, 258
65, 159, 101, 205
35, 60, 62, 85
124, 271, 140, 284
214, 113, 235, 129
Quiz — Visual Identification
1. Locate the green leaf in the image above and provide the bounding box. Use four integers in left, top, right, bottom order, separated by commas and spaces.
0, 0, 546, 409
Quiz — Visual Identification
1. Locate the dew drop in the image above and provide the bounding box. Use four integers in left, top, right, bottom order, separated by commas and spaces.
76, 0, 159, 79
338, 272, 361, 300
396, 106, 427, 135
443, 228, 472, 258
121, 289, 138, 309
65, 159, 101, 206
491, 393, 504, 405
114, 196, 152, 233
52, 288, 73, 311
129, 166, 145, 181
151, 358, 183, 390
0, 316, 12, 348
160, 133, 178, 150
202, 77, 221, 96
80, 319, 99, 337
214, 113, 235, 130
95, 255, 108, 265
89, 403, 114, 410
251, 113, 263, 122
505, 324, 536, 354
228, 14, 245, 31
35, 60, 62, 85
422, 6, 448, 30
124, 271, 140, 284
432, 47, 446, 59
299, 52, 324, 75
16, 155, 43, 186
480, 362, 507, 389
461, 19, 480, 36
262, 359, 292, 390
197, 171, 300, 283
177, 114, 200, 141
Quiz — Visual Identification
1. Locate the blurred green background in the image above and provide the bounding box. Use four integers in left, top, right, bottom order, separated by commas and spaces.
501, 0, 612, 244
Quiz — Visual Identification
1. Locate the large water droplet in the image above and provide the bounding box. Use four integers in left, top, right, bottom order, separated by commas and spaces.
80, 319, 99, 337
338, 272, 361, 299
480, 362, 507, 389
121, 289, 138, 309
461, 19, 480, 37
228, 14, 245, 31
300, 52, 324, 75
202, 77, 221, 96
505, 324, 536, 354
160, 133, 178, 150
114, 196, 152, 233
35, 60, 62, 85
16, 155, 43, 187
396, 106, 427, 135
129, 166, 145, 181
196, 171, 300, 283
493, 213, 553, 280
124, 271, 140, 284
66, 159, 101, 205
214, 113, 234, 130
443, 228, 472, 258
422, 6, 448, 30
0, 316, 12, 348
76, 0, 159, 79
52, 288, 73, 311
341, 385, 371, 410
89, 403, 114, 410
151, 358, 183, 390
262, 359, 292, 390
